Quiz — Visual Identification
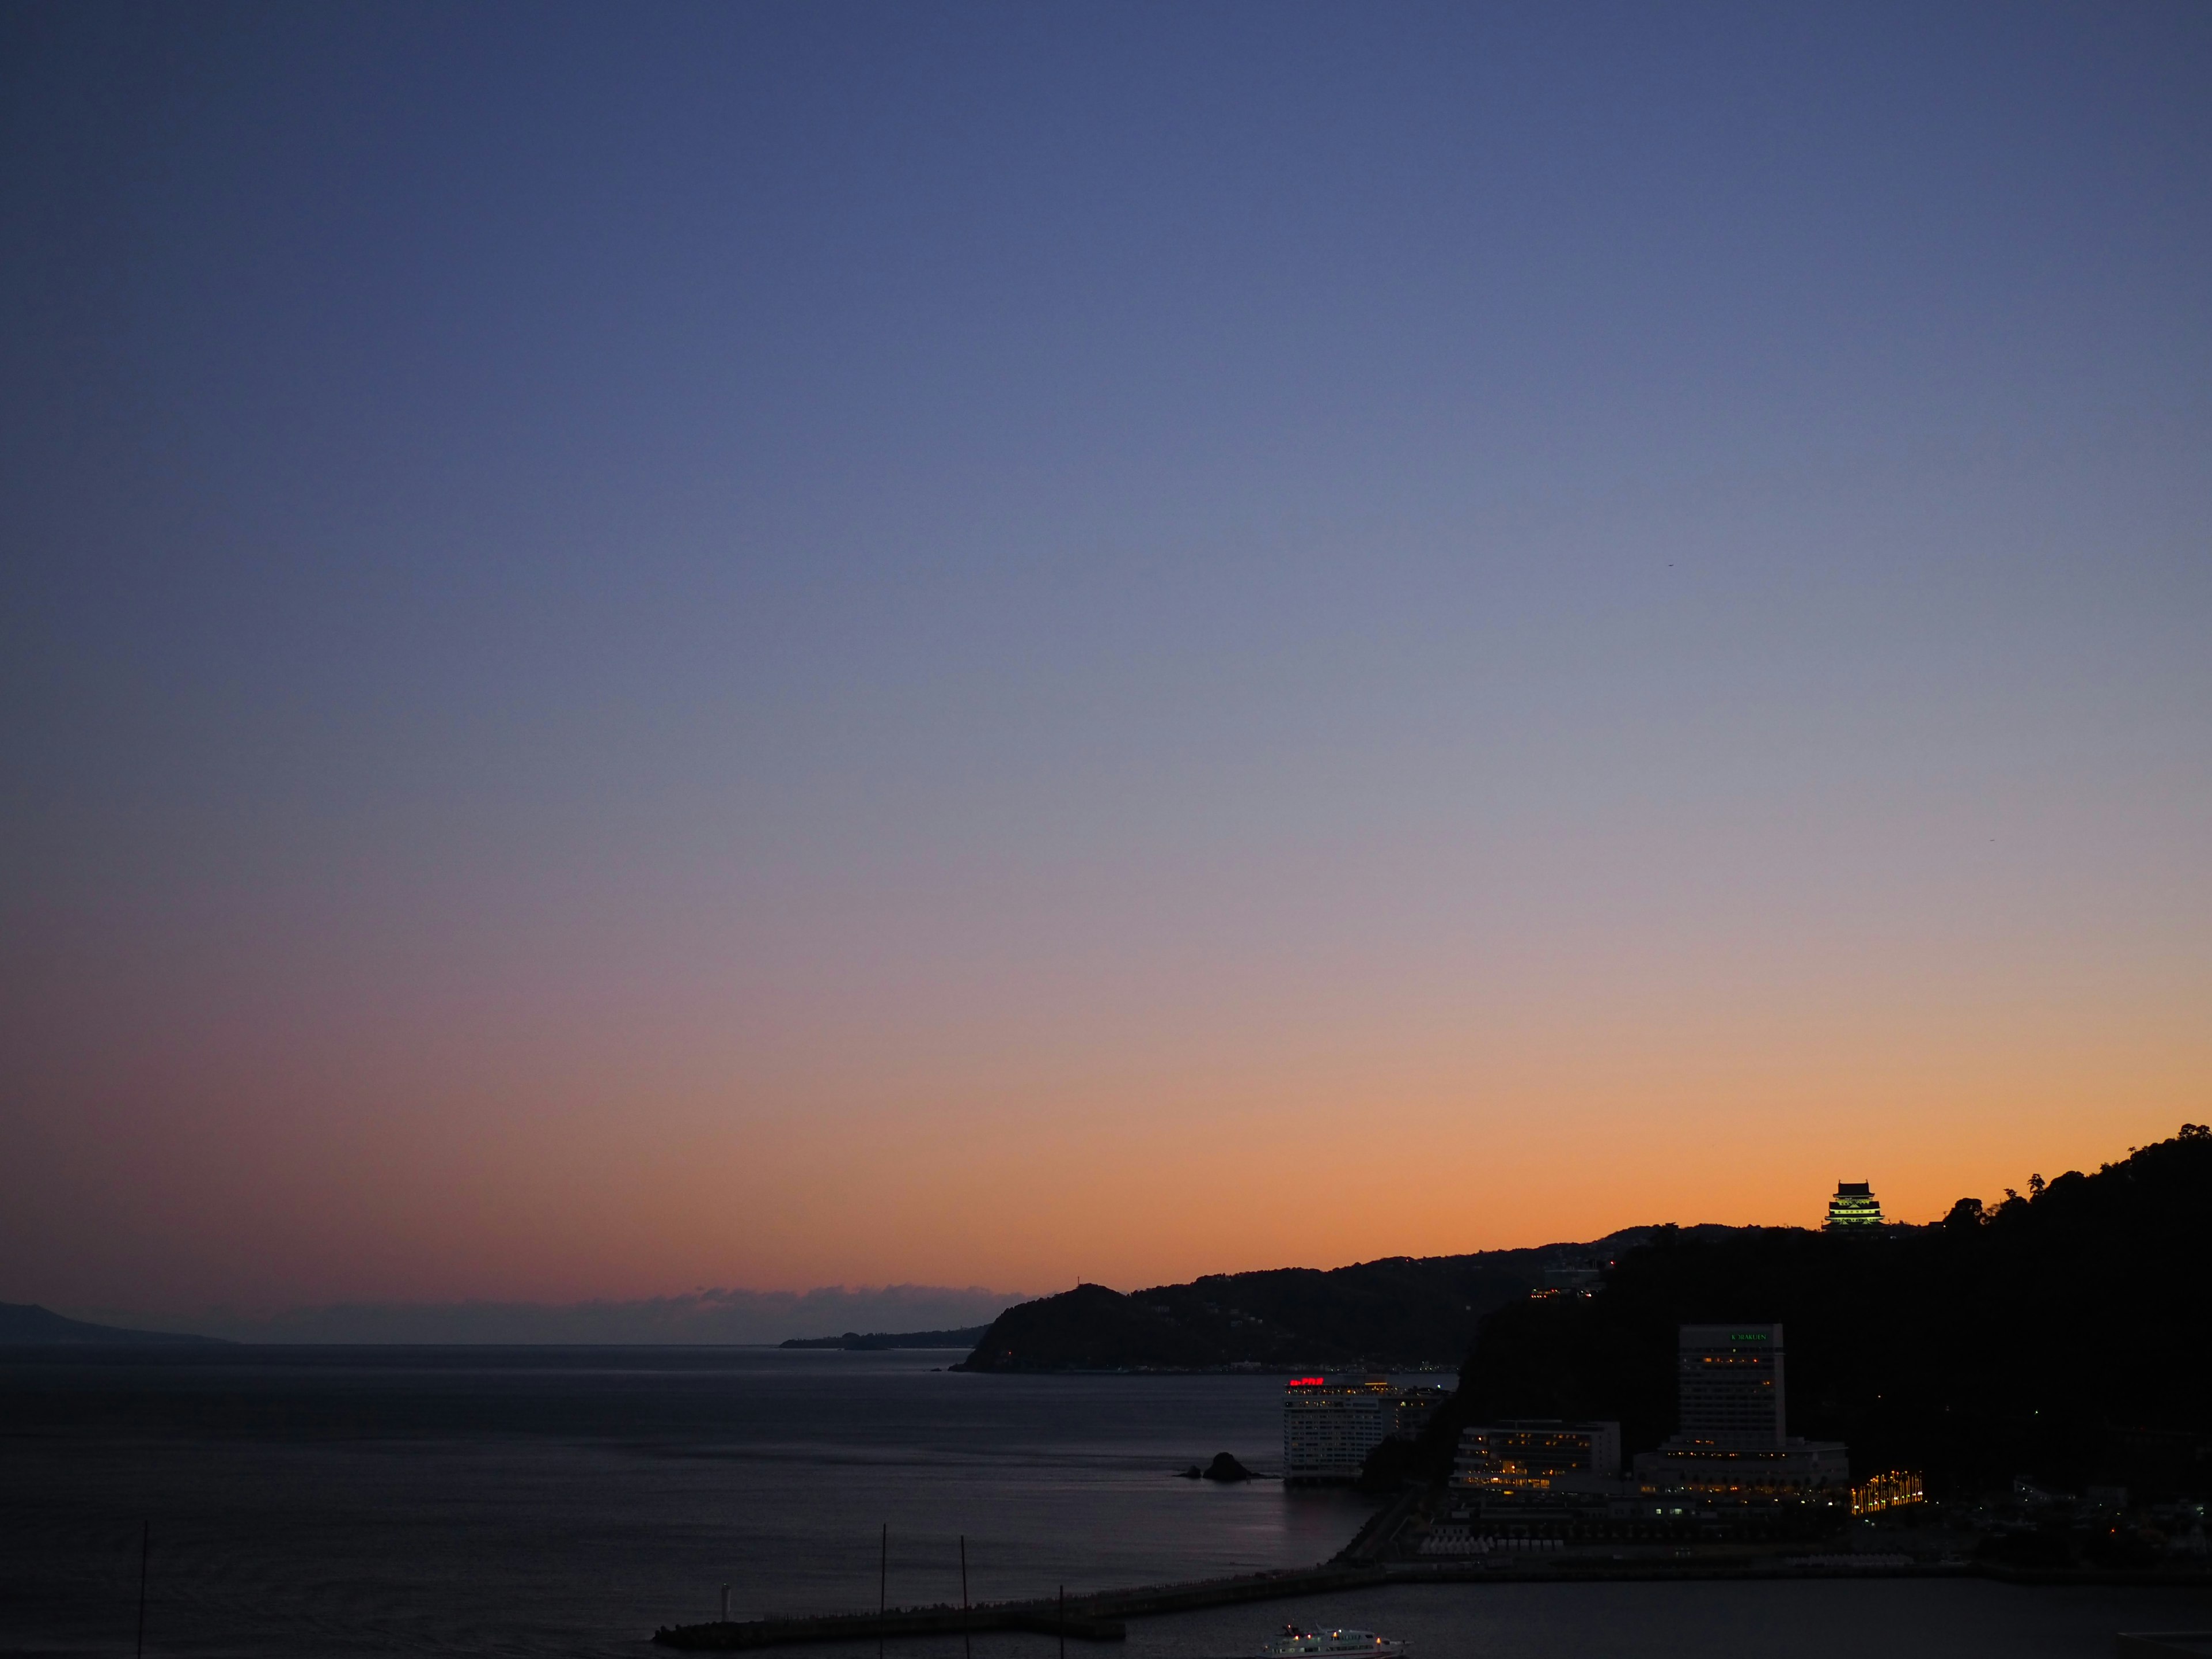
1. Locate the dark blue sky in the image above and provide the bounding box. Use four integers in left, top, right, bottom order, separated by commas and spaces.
4, 2, 2208, 1313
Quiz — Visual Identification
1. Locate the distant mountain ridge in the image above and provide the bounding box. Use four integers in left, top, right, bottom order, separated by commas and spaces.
954, 1228, 1742, 1372
148, 1285, 1024, 1344
0, 1304, 228, 1346
780, 1326, 989, 1350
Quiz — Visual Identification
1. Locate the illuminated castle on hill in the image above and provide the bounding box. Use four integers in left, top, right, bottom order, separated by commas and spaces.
1823, 1181, 1883, 1229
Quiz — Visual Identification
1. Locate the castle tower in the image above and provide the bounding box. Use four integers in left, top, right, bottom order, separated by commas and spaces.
1824, 1180, 1883, 1229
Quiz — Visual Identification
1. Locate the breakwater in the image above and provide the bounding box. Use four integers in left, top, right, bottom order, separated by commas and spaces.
652, 1565, 1384, 1650
658, 1486, 1434, 1650
652, 1554, 2212, 1650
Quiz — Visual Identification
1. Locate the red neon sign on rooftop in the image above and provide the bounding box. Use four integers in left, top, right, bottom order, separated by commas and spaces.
1287, 1376, 1326, 1387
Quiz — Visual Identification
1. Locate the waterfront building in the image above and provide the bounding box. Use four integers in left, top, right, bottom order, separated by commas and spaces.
1283, 1377, 1390, 1482
1677, 1323, 1786, 1449
1824, 1181, 1884, 1229
1850, 1469, 1924, 1516
1282, 1378, 1445, 1482
1633, 1324, 1848, 1496
1417, 1523, 1490, 1556
1454, 1419, 1623, 1499
1393, 1385, 1450, 1441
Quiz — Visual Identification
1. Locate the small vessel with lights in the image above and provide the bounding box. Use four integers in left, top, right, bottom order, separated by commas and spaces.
1257, 1626, 1406, 1658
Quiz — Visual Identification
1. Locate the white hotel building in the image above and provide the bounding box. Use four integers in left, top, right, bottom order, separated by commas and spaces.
1283, 1377, 1448, 1483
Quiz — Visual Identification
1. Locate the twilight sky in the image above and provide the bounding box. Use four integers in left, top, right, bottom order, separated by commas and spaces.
3, 1, 2208, 1323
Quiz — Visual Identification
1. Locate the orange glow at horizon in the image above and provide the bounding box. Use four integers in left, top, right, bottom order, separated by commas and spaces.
6, 863, 2201, 1317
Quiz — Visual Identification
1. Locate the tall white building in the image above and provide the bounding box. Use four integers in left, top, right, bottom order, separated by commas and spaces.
1675, 1323, 1786, 1449
1282, 1377, 1456, 1483
1283, 1377, 1390, 1482
1633, 1324, 1847, 1493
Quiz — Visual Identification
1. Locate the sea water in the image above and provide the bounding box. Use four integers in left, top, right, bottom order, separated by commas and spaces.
2, 1346, 2206, 1658
1, 1346, 1362, 1657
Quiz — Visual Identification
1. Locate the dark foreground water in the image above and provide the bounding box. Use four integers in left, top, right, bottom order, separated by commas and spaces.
2, 1347, 2206, 1659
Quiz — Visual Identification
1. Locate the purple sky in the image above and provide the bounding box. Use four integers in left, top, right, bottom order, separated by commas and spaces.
3, 2, 2207, 1321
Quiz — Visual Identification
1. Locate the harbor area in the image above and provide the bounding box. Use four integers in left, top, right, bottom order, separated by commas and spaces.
657, 1320, 2209, 1651
652, 1550, 2212, 1651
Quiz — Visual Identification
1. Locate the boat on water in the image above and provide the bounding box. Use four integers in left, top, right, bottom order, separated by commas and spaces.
1257, 1625, 1407, 1658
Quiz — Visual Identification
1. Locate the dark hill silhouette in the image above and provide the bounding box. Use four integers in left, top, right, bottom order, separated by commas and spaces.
1382, 1125, 2212, 1499
0, 1304, 227, 1346
955, 1229, 1741, 1370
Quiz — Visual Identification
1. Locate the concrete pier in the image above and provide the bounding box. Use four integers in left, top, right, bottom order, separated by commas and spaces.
652, 1565, 1384, 1650
652, 1554, 2212, 1651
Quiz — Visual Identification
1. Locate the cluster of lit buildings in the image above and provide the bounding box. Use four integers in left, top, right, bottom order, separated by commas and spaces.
1850, 1469, 1923, 1516
1528, 1264, 1604, 1301
1430, 1323, 1898, 1543
1282, 1377, 1451, 1483
1291, 1183, 1916, 1528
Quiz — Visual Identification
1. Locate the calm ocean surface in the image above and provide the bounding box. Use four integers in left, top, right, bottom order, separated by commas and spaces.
2, 1347, 2206, 1659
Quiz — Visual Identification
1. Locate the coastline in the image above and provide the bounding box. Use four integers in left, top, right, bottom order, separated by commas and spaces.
654, 1555, 2212, 1649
